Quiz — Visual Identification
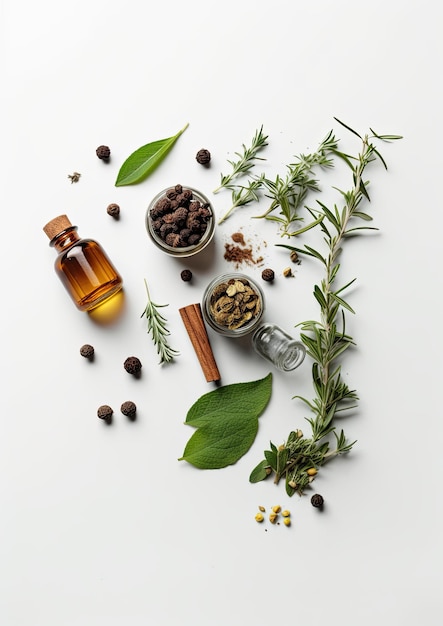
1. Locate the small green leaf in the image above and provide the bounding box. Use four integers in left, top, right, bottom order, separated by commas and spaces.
115, 123, 189, 186
329, 292, 355, 313
249, 459, 270, 483
264, 449, 277, 468
179, 373, 272, 469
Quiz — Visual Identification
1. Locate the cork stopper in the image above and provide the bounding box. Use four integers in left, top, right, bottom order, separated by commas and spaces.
43, 215, 73, 241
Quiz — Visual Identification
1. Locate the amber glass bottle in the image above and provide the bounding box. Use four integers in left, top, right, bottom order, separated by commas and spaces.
43, 215, 123, 311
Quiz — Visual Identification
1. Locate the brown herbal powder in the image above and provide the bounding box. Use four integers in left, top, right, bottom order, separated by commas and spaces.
231, 232, 245, 245
224, 231, 264, 269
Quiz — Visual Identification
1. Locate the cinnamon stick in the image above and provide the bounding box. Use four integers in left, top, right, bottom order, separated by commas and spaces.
179, 303, 221, 382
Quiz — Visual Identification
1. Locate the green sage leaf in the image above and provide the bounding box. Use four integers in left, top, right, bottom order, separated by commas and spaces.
179, 373, 272, 469
249, 459, 270, 483
115, 123, 189, 186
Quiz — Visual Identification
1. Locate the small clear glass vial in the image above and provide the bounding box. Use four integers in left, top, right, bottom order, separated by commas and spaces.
43, 214, 123, 311
252, 323, 306, 371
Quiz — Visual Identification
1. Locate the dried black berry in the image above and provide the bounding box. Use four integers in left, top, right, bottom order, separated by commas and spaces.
180, 269, 193, 282
311, 494, 324, 508
106, 203, 120, 218
97, 405, 113, 423
149, 184, 213, 249
96, 145, 111, 161
80, 344, 94, 359
121, 401, 137, 419
261, 268, 275, 282
124, 356, 142, 376
196, 149, 211, 165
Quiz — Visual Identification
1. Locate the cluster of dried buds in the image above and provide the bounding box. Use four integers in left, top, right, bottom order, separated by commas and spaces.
208, 277, 261, 331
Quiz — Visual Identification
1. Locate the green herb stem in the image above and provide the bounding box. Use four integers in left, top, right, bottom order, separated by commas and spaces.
217, 176, 265, 225
141, 279, 180, 364
255, 130, 338, 238
250, 121, 402, 496
213, 126, 268, 194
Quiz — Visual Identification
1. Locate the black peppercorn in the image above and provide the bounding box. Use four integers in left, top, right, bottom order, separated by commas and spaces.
311, 494, 324, 508
80, 344, 95, 359
124, 356, 142, 376
261, 268, 275, 282
196, 149, 211, 165
96, 145, 111, 161
121, 401, 137, 419
149, 184, 213, 249
97, 405, 113, 423
180, 269, 193, 282
106, 203, 120, 218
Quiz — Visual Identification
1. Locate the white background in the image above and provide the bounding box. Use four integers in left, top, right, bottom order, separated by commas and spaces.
2, 1, 442, 625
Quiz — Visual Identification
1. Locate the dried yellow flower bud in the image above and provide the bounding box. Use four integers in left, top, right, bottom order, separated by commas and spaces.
255, 512, 264, 523
258, 505, 266, 512
307, 468, 318, 476
269, 513, 278, 524
281, 510, 290, 518
283, 517, 291, 527
272, 505, 281, 514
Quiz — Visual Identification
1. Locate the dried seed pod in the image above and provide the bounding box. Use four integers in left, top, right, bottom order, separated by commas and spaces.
97, 405, 113, 423
290, 249, 299, 263
261, 268, 275, 282
124, 356, 142, 376
68, 172, 81, 183
121, 401, 137, 419
80, 344, 94, 359
180, 269, 193, 282
107, 203, 120, 218
196, 149, 211, 165
311, 494, 324, 508
96, 145, 111, 161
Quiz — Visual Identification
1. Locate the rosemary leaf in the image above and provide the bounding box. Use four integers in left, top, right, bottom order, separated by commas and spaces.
255, 130, 339, 237
250, 122, 402, 496
217, 175, 265, 225
141, 279, 179, 364
213, 126, 268, 193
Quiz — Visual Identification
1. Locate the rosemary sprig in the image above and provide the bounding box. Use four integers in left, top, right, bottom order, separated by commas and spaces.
255, 130, 338, 237
141, 279, 179, 364
217, 175, 265, 225
215, 129, 337, 232
213, 125, 268, 193
250, 121, 402, 496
